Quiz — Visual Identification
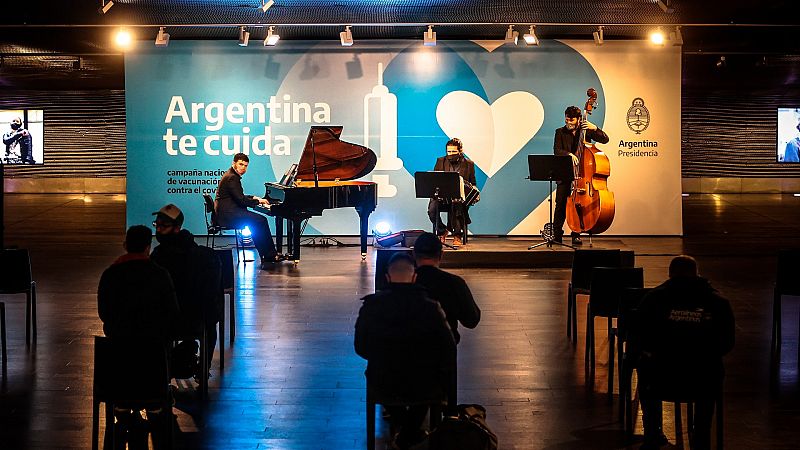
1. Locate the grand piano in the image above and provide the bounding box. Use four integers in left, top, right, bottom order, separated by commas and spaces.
259, 126, 378, 262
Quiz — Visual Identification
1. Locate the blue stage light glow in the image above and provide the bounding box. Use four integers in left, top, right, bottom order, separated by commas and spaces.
373, 221, 392, 237
241, 226, 252, 237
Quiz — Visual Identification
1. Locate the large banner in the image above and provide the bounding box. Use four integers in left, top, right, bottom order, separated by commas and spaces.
126, 39, 681, 236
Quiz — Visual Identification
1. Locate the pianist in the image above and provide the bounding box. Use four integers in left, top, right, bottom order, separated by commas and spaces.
428, 138, 476, 246
215, 153, 278, 269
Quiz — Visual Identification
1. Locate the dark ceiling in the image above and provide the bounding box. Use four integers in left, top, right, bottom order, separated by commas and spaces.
0, 1, 797, 89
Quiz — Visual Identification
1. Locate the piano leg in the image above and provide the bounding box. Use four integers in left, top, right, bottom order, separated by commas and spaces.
275, 217, 283, 256
357, 209, 370, 261
292, 219, 302, 262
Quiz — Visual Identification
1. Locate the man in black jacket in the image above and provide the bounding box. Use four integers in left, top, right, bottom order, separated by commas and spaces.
632, 256, 735, 450
428, 137, 477, 246
413, 232, 481, 345
150, 204, 223, 374
552, 106, 609, 245
355, 253, 456, 450
215, 152, 277, 269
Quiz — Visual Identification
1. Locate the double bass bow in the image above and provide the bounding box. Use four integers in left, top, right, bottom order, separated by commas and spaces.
565, 88, 615, 235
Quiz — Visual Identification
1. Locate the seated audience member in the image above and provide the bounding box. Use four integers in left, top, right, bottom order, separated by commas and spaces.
413, 232, 481, 344
97, 225, 179, 450
149, 204, 223, 378
631, 255, 735, 450
355, 253, 456, 450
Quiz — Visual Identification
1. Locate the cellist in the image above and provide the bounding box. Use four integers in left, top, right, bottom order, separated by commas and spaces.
552, 106, 609, 245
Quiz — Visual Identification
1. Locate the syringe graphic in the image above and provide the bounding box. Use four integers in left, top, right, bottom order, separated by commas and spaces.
364, 62, 403, 173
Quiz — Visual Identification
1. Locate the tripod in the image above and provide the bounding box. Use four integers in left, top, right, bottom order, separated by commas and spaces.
431, 187, 459, 250
527, 155, 576, 250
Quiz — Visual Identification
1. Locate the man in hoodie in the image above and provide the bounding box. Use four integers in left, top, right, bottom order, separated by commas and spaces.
355, 253, 456, 450
150, 204, 222, 374
632, 255, 735, 450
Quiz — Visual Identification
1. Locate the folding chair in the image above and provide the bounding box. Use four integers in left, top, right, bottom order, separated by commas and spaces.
0, 249, 37, 346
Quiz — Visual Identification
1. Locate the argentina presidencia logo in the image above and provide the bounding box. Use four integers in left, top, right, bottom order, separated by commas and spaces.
626, 98, 650, 134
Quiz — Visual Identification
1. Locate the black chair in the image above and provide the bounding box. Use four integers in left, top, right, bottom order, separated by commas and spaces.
91, 336, 173, 450
1, 302, 6, 378
642, 382, 725, 450
0, 248, 37, 346
618, 287, 652, 433
771, 249, 800, 364
173, 324, 210, 400
567, 249, 621, 344
585, 267, 644, 400
202, 194, 247, 266
214, 249, 236, 346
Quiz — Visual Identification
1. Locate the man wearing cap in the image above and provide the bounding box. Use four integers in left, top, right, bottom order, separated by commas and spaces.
215, 152, 278, 269
150, 204, 223, 375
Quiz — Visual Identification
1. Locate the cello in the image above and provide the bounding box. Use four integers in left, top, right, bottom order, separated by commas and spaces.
566, 88, 615, 235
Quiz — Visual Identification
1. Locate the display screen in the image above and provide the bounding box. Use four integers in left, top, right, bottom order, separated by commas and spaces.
1, 110, 43, 165
778, 108, 800, 163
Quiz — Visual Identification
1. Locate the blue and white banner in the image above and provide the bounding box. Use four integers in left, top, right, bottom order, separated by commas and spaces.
126, 39, 681, 236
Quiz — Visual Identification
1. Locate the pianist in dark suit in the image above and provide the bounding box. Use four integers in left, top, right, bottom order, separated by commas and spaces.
215, 153, 278, 269
428, 138, 476, 246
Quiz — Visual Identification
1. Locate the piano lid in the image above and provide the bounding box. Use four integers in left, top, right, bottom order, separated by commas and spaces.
296, 126, 377, 181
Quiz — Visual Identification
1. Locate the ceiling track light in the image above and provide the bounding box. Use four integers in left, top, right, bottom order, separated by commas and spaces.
423, 25, 436, 46
155, 27, 170, 47
100, 0, 114, 14
670, 25, 683, 46
523, 25, 539, 46
238, 26, 250, 47
716, 55, 726, 68
593, 26, 604, 45
261, 0, 274, 13
264, 26, 280, 46
504, 25, 519, 45
340, 25, 353, 46
650, 28, 665, 46
656, 0, 674, 14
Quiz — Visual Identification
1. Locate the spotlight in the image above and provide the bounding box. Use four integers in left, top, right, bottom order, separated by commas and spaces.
239, 226, 254, 247
650, 29, 665, 46
340, 25, 353, 47
656, 0, 674, 14
504, 25, 519, 45
715, 56, 726, 68
114, 29, 132, 49
238, 26, 250, 46
155, 27, 170, 47
593, 26, 604, 46
670, 26, 683, 46
373, 221, 392, 237
523, 25, 539, 46
264, 26, 280, 46
423, 25, 436, 46
100, 0, 114, 14
261, 0, 274, 13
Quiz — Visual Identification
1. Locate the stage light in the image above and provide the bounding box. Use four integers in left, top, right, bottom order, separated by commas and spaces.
373, 221, 392, 237
670, 26, 683, 46
423, 25, 436, 46
261, 0, 274, 13
715, 56, 726, 68
238, 26, 250, 46
593, 26, 604, 46
650, 29, 665, 46
340, 26, 353, 47
656, 0, 674, 14
114, 29, 133, 49
241, 226, 252, 238
523, 25, 539, 46
100, 0, 114, 14
504, 25, 518, 45
238, 226, 254, 247
264, 26, 280, 46
155, 27, 170, 47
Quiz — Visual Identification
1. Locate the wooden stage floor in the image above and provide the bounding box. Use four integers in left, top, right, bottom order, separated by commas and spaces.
1, 193, 799, 449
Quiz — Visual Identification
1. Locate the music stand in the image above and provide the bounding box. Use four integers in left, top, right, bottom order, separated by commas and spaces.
527, 155, 576, 250
414, 171, 462, 250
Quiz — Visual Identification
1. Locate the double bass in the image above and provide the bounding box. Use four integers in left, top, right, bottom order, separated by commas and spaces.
566, 88, 615, 235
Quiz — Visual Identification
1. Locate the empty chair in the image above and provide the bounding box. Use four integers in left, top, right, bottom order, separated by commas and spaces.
618, 287, 652, 433
585, 267, 644, 400
203, 194, 247, 265
1, 302, 6, 378
567, 249, 621, 344
771, 249, 800, 365
0, 248, 37, 346
91, 336, 173, 450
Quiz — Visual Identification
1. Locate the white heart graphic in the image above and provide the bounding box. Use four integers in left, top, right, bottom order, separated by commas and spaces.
436, 91, 544, 177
